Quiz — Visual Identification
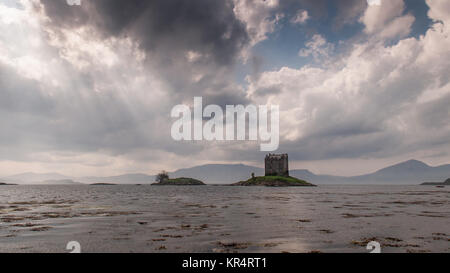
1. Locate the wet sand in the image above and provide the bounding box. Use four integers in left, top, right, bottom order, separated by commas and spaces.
0, 185, 448, 253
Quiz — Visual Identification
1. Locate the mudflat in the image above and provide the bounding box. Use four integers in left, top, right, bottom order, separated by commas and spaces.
0, 185, 448, 253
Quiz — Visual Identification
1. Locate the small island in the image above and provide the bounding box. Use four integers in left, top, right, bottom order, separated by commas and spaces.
152, 177, 205, 186
232, 154, 315, 187
233, 175, 315, 187
0, 182, 16, 186
151, 171, 205, 186
421, 178, 450, 186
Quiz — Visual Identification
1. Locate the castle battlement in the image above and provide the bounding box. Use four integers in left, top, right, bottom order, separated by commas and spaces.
265, 154, 289, 177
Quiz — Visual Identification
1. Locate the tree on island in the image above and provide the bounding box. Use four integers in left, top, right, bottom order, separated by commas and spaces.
156, 171, 169, 183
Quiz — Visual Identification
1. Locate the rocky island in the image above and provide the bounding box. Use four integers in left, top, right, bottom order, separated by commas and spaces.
152, 177, 205, 186
0, 182, 16, 186
421, 178, 450, 186
233, 154, 315, 187
151, 171, 205, 185
232, 175, 315, 187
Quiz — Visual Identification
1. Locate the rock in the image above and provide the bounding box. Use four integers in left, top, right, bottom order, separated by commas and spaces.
421, 178, 450, 186
152, 177, 206, 186
0, 182, 16, 186
232, 175, 315, 187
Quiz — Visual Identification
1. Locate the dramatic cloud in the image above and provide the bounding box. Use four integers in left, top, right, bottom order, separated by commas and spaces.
0, 0, 448, 176
247, 0, 450, 162
40, 0, 249, 65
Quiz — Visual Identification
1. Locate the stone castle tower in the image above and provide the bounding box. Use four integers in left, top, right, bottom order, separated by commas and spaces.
265, 154, 289, 177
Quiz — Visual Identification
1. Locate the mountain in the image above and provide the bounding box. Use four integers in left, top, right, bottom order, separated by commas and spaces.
77, 165, 263, 185
168, 160, 450, 185
290, 169, 345, 184
37, 179, 81, 185
347, 160, 450, 184
78, 173, 154, 184
2, 172, 71, 184
76, 165, 261, 185
2, 159, 449, 185
170, 164, 263, 184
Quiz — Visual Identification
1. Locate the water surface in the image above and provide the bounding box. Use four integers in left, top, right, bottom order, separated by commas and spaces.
0, 185, 448, 253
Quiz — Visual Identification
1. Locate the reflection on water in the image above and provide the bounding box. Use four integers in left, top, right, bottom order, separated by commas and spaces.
0, 185, 448, 253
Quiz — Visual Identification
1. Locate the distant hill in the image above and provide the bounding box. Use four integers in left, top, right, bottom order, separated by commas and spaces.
168, 160, 450, 185
1, 172, 71, 185
345, 160, 450, 185
38, 179, 81, 185
2, 159, 449, 185
0, 176, 80, 185
78, 173, 154, 184
290, 169, 345, 184
170, 164, 263, 184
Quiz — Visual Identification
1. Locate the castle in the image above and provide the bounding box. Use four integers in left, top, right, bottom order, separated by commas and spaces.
265, 154, 289, 177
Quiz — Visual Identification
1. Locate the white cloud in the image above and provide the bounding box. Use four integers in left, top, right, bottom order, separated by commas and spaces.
0, 0, 182, 175
367, 0, 381, 7
0, 0, 449, 176
247, 1, 450, 161
360, 0, 414, 40
298, 34, 334, 62
426, 0, 450, 23
377, 14, 415, 39
291, 9, 309, 25
185, 50, 202, 63
233, 0, 282, 46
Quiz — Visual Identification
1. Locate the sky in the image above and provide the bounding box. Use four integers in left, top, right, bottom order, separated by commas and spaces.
0, 0, 449, 177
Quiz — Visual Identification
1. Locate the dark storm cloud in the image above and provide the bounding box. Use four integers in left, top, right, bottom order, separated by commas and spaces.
1, 0, 447, 176
40, 0, 249, 66
38, 0, 252, 109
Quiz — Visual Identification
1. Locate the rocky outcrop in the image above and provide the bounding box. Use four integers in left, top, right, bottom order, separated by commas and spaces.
152, 177, 206, 186
421, 178, 450, 186
232, 176, 315, 187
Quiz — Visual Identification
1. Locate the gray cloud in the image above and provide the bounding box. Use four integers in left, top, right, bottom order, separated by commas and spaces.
39, 0, 252, 107
0, 0, 448, 176
40, 0, 249, 66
